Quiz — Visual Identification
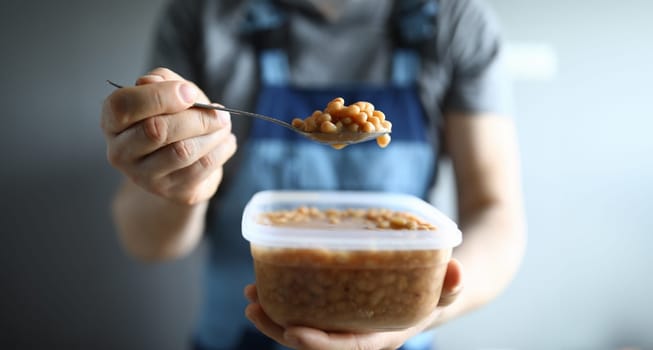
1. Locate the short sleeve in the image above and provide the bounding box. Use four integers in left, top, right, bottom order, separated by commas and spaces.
443, 0, 513, 116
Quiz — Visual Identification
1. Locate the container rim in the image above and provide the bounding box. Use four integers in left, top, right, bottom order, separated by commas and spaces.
242, 190, 462, 251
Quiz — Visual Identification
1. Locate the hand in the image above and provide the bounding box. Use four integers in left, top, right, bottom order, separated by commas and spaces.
245, 258, 463, 350
101, 67, 237, 204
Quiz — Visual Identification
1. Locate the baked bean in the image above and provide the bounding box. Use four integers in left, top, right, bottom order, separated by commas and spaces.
292, 118, 304, 129
344, 105, 361, 117
304, 117, 318, 132
325, 102, 343, 115
368, 116, 383, 131
254, 207, 447, 331
260, 206, 437, 230
316, 113, 332, 124
291, 97, 392, 149
251, 243, 451, 331
365, 102, 375, 114
320, 121, 338, 133
347, 123, 360, 132
377, 134, 391, 148
361, 121, 376, 133
352, 111, 368, 124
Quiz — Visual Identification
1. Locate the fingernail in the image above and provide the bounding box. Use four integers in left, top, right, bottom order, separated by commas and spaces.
135, 74, 164, 85
142, 74, 164, 81
245, 306, 255, 321
450, 281, 464, 295
179, 83, 197, 104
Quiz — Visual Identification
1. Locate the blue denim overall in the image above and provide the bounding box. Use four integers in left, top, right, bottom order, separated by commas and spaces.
194, 2, 440, 350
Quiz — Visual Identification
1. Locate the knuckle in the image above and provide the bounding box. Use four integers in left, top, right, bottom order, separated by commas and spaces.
198, 110, 214, 132
172, 139, 195, 162
152, 88, 166, 114
199, 153, 215, 169
142, 116, 167, 144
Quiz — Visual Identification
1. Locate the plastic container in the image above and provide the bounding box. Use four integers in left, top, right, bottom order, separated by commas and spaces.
242, 190, 462, 332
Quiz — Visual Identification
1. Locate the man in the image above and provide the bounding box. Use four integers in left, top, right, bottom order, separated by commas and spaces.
101, 0, 526, 349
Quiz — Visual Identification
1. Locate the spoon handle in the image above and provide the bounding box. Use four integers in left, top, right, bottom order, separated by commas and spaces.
191, 102, 294, 130
107, 80, 293, 130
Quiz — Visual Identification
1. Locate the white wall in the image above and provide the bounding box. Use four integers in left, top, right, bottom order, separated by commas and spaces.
435, 1, 653, 349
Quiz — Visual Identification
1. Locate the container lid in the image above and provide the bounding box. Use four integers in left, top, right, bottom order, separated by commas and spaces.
242, 190, 462, 251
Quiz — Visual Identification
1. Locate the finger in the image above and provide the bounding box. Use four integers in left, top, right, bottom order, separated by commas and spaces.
284, 326, 401, 350
438, 258, 464, 307
146, 67, 211, 104
102, 80, 198, 134
143, 124, 233, 176
136, 67, 186, 85
284, 327, 345, 350
147, 67, 186, 81
245, 303, 291, 348
163, 135, 237, 201
244, 284, 258, 303
131, 127, 232, 186
109, 107, 230, 162
135, 74, 165, 86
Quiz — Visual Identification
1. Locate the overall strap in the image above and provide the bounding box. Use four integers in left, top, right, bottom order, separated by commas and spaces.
391, 0, 439, 86
241, 0, 290, 86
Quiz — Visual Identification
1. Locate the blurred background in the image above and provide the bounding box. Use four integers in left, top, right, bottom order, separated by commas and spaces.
0, 0, 651, 349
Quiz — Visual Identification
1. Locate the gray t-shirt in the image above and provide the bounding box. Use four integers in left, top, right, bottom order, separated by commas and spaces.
148, 0, 512, 125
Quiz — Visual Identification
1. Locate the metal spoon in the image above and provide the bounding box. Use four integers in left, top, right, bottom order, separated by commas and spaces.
107, 80, 389, 146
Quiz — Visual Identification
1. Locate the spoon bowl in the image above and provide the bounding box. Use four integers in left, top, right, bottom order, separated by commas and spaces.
192, 102, 388, 146
108, 81, 389, 146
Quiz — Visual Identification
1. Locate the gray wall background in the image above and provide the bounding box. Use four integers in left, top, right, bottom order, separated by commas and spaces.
0, 1, 651, 349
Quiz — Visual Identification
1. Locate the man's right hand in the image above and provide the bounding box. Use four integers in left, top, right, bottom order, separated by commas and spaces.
101, 67, 237, 205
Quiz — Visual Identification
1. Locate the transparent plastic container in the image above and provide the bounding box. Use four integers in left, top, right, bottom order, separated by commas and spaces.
242, 190, 462, 332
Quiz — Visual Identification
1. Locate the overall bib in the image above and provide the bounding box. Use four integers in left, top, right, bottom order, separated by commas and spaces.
195, 2, 440, 349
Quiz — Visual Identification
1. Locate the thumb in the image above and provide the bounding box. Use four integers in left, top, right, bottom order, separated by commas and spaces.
437, 257, 463, 307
